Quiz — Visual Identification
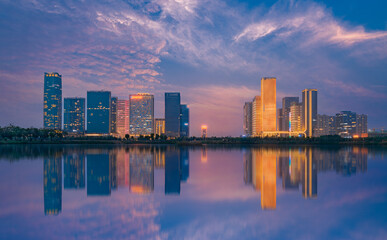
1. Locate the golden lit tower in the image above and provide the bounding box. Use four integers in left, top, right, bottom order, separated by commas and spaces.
154, 118, 165, 136
261, 77, 277, 132
252, 96, 262, 136
302, 89, 318, 137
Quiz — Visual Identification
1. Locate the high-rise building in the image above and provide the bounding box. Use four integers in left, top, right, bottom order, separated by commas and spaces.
64, 153, 85, 189
111, 97, 117, 134
281, 97, 299, 131
165, 150, 181, 195
335, 111, 357, 138
201, 125, 207, 138
87, 91, 111, 134
43, 72, 62, 129
87, 154, 111, 196
63, 98, 85, 134
129, 93, 154, 136
277, 108, 283, 132
316, 114, 336, 136
243, 102, 253, 136
44, 156, 62, 215
356, 114, 368, 136
261, 77, 277, 132
180, 104, 190, 137
154, 118, 165, 136
165, 92, 181, 137
290, 102, 302, 132
302, 89, 318, 137
116, 100, 129, 138
252, 96, 262, 136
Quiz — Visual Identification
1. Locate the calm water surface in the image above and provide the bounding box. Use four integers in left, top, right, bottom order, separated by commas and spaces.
0, 145, 386, 240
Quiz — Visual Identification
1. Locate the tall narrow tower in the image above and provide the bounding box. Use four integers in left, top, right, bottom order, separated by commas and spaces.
43, 72, 62, 129
261, 77, 276, 132
302, 89, 318, 137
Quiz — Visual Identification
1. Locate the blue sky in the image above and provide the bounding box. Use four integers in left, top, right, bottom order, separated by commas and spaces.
0, 0, 386, 136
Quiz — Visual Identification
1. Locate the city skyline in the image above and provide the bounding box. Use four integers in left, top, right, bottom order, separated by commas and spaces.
1, 0, 387, 136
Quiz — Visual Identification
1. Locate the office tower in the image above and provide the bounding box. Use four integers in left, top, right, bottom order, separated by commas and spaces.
335, 111, 357, 138
261, 77, 276, 132
129, 149, 154, 193
165, 92, 181, 137
201, 125, 207, 138
302, 149, 317, 198
277, 108, 283, 132
243, 150, 253, 184
281, 97, 299, 131
290, 102, 302, 132
63, 98, 85, 134
180, 148, 189, 182
64, 153, 85, 189
252, 96, 262, 136
316, 114, 336, 137
129, 93, 154, 136
44, 156, 62, 215
165, 150, 181, 195
302, 89, 318, 137
243, 102, 253, 136
87, 154, 111, 196
180, 104, 190, 137
111, 97, 117, 134
116, 100, 129, 138
87, 91, 111, 134
356, 114, 368, 137
154, 118, 165, 136
43, 72, 62, 129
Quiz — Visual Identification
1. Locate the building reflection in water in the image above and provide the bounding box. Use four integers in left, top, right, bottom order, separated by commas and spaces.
165, 149, 181, 195
87, 153, 111, 196
244, 147, 368, 210
129, 148, 154, 194
44, 155, 62, 215
64, 153, 85, 189
201, 147, 207, 163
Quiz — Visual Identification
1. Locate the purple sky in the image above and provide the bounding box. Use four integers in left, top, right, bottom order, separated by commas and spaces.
0, 0, 386, 136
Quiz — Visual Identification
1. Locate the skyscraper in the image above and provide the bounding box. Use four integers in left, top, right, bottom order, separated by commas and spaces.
356, 114, 368, 137
335, 111, 357, 138
281, 97, 299, 131
63, 97, 85, 134
252, 96, 262, 136
154, 118, 165, 136
261, 77, 276, 132
243, 102, 253, 136
302, 89, 318, 137
116, 100, 129, 138
290, 102, 302, 132
87, 91, 111, 134
316, 114, 336, 136
165, 92, 181, 137
180, 104, 189, 137
111, 97, 117, 134
129, 93, 154, 136
43, 72, 62, 129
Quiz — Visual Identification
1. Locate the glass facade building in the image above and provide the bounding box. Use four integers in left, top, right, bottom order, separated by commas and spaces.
129, 93, 154, 136
63, 98, 85, 134
87, 91, 111, 134
180, 104, 189, 137
43, 72, 62, 129
116, 100, 129, 138
165, 92, 181, 137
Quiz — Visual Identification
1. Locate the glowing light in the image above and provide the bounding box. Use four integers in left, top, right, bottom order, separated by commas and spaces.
131, 96, 143, 99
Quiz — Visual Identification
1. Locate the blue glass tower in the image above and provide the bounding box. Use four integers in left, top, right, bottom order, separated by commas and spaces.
43, 72, 62, 129
64, 98, 85, 134
87, 91, 111, 134
180, 104, 189, 137
165, 92, 181, 137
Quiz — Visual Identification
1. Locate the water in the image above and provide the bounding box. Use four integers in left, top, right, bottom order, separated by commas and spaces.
0, 144, 386, 240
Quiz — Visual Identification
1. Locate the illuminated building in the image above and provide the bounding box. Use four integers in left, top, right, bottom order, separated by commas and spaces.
165, 92, 181, 137
261, 149, 277, 209
201, 125, 208, 138
302, 149, 317, 198
335, 111, 357, 138
316, 114, 336, 136
87, 91, 111, 134
111, 97, 117, 134
129, 93, 154, 136
63, 98, 85, 134
43, 72, 62, 129
302, 89, 318, 137
64, 153, 85, 189
116, 100, 129, 138
165, 150, 181, 195
180, 148, 189, 182
356, 114, 368, 137
87, 154, 111, 196
290, 102, 302, 132
277, 108, 283, 132
261, 77, 276, 132
252, 96, 262, 136
154, 118, 165, 136
44, 156, 62, 215
281, 97, 299, 131
129, 149, 154, 193
180, 104, 190, 137
243, 102, 253, 136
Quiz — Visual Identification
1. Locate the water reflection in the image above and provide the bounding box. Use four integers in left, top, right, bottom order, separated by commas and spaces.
43, 154, 62, 215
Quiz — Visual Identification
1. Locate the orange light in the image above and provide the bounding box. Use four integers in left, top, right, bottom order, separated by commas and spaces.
201, 125, 207, 130
131, 96, 143, 99
130, 186, 145, 193
353, 135, 359, 139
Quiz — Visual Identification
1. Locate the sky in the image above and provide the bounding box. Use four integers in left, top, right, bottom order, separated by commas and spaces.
0, 0, 386, 136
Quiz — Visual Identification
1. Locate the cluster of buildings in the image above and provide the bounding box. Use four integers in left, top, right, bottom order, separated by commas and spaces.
243, 77, 368, 138
43, 73, 190, 138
